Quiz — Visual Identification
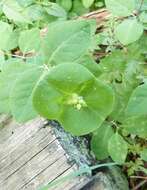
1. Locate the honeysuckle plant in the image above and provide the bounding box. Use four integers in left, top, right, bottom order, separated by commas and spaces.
33, 63, 114, 135
0, 0, 147, 180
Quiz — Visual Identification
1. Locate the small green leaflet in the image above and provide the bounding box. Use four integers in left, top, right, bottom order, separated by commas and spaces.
115, 19, 143, 45
43, 20, 92, 65
3, 0, 30, 23
82, 0, 95, 8
122, 116, 147, 138
139, 12, 147, 23
23, 4, 45, 21
72, 0, 88, 16
45, 2, 67, 18
0, 21, 18, 51
56, 0, 72, 12
10, 66, 45, 122
0, 61, 46, 122
0, 62, 33, 113
100, 50, 127, 73
91, 123, 114, 160
33, 63, 114, 136
140, 148, 147, 161
76, 55, 102, 77
126, 84, 147, 116
105, 0, 135, 17
108, 133, 128, 164
0, 55, 5, 70
19, 28, 41, 53
16, 0, 35, 7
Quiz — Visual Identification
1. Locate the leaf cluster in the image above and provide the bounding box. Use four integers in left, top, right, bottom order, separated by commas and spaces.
0, 0, 147, 176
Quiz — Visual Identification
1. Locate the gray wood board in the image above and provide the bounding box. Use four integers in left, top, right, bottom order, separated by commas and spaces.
0, 115, 87, 190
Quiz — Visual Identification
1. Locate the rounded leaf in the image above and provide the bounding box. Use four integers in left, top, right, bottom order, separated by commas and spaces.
105, 0, 135, 17
108, 133, 128, 164
45, 63, 94, 93
81, 79, 115, 118
33, 79, 62, 119
140, 148, 147, 161
56, 0, 72, 12
126, 84, 147, 116
91, 123, 114, 160
10, 67, 44, 122
115, 19, 143, 45
19, 28, 41, 53
60, 106, 103, 135
43, 20, 92, 65
82, 0, 95, 8
0, 62, 33, 113
33, 63, 115, 136
0, 21, 18, 51
123, 116, 147, 138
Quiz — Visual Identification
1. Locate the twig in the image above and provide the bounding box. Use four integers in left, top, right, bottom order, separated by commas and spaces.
9, 54, 25, 59
133, 180, 147, 190
80, 9, 111, 25
130, 176, 147, 180
139, 0, 144, 11
0, 51, 35, 59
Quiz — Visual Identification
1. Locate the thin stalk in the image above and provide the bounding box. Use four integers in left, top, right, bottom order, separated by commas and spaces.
39, 162, 117, 190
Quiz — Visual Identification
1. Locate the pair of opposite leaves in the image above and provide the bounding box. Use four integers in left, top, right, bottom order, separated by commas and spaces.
0, 18, 115, 136
0, 61, 114, 136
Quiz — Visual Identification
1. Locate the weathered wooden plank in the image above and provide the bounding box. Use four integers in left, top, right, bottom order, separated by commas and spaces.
0, 115, 129, 190
0, 116, 88, 190
0, 118, 45, 163
0, 131, 56, 180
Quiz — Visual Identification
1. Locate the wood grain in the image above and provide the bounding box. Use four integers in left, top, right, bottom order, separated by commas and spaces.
0, 115, 87, 190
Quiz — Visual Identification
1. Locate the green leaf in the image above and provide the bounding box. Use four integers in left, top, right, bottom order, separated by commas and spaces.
3, 0, 30, 23
16, 0, 35, 7
60, 106, 104, 135
126, 84, 147, 116
110, 80, 138, 123
76, 55, 102, 77
0, 55, 5, 70
105, 0, 135, 17
140, 148, 147, 161
82, 0, 95, 8
100, 50, 127, 73
108, 133, 128, 164
19, 28, 41, 53
7, 31, 18, 51
115, 19, 143, 45
91, 123, 114, 160
139, 12, 147, 23
71, 0, 89, 16
123, 116, 147, 138
33, 63, 114, 136
0, 21, 18, 51
45, 3, 67, 18
23, 5, 45, 21
0, 62, 33, 113
56, 0, 72, 12
10, 66, 44, 122
43, 20, 92, 65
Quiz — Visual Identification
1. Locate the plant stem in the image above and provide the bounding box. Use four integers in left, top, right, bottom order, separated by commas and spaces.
133, 180, 147, 190
39, 163, 117, 190
130, 176, 147, 180
139, 0, 144, 11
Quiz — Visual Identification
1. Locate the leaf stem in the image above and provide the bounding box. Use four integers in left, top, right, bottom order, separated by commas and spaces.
138, 0, 144, 11
130, 176, 147, 180
39, 162, 117, 190
133, 180, 147, 190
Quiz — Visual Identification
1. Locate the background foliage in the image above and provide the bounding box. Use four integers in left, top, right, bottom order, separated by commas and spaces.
0, 0, 147, 184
